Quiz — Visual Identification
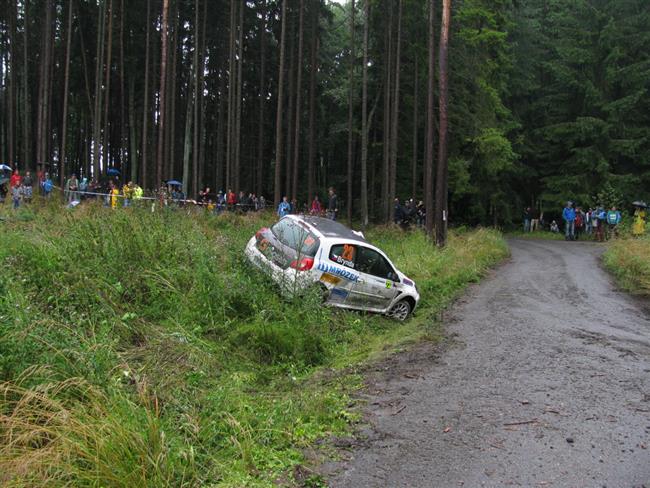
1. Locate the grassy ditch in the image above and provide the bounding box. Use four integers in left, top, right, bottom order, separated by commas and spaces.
0, 200, 508, 487
603, 235, 650, 296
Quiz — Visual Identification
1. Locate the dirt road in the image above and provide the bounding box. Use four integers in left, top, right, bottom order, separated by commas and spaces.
325, 239, 650, 487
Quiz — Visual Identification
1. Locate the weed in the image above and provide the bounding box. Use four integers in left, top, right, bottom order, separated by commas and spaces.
0, 201, 508, 486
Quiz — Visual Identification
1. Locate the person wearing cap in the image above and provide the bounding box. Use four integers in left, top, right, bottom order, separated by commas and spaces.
562, 201, 576, 241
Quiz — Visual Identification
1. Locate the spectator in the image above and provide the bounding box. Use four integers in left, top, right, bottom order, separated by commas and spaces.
10, 169, 21, 189
199, 187, 211, 206
562, 201, 576, 241
42, 174, 53, 198
595, 205, 607, 242
109, 181, 120, 209
79, 177, 88, 199
227, 188, 237, 210
550, 220, 559, 233
12, 182, 23, 209
416, 201, 426, 227
277, 196, 291, 218
22, 171, 34, 203
123, 182, 134, 207
0, 182, 7, 203
393, 198, 405, 225
217, 191, 226, 213
327, 187, 338, 220
606, 206, 621, 238
574, 206, 585, 240
523, 207, 532, 232
310, 195, 322, 215
258, 195, 266, 210
65, 174, 79, 203
530, 207, 540, 232
632, 204, 647, 237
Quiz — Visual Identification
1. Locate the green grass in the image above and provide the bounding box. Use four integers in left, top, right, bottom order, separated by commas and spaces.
603, 235, 650, 296
506, 230, 564, 240
0, 197, 508, 487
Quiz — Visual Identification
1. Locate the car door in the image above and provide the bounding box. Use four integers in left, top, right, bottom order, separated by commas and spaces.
318, 242, 362, 305
348, 246, 399, 311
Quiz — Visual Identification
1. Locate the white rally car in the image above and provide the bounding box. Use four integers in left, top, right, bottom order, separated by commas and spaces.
245, 215, 420, 321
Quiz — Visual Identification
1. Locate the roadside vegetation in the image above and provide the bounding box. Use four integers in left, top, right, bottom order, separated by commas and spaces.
0, 200, 508, 487
603, 235, 650, 296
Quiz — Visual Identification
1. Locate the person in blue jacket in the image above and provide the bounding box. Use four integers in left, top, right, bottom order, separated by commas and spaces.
606, 206, 622, 239
562, 201, 576, 241
277, 196, 291, 218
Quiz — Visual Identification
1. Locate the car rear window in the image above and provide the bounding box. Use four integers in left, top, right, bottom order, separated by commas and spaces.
271, 219, 320, 257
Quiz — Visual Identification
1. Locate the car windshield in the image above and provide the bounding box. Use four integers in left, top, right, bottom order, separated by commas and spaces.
271, 219, 320, 257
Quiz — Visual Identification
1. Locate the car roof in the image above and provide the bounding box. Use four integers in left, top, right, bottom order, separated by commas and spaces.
289, 215, 368, 244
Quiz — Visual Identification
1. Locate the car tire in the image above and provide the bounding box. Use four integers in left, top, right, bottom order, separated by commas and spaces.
386, 299, 412, 321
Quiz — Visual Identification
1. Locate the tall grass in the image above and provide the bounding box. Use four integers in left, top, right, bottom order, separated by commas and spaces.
603, 235, 650, 295
0, 199, 508, 486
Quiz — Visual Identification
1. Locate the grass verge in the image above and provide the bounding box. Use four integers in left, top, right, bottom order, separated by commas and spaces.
0, 199, 508, 486
602, 235, 650, 296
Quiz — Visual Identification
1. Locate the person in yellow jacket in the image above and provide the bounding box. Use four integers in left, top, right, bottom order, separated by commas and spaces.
109, 181, 120, 209
123, 182, 134, 207
632, 205, 646, 236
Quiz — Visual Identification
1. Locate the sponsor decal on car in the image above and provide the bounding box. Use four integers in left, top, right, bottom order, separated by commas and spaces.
319, 272, 341, 285
403, 278, 414, 287
330, 288, 349, 299
316, 262, 360, 282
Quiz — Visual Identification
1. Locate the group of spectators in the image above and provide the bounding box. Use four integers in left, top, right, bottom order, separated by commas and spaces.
523, 201, 647, 241
0, 169, 54, 208
277, 187, 338, 220
394, 198, 426, 228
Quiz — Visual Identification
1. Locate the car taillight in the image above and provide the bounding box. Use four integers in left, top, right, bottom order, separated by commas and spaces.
255, 227, 268, 240
290, 257, 314, 271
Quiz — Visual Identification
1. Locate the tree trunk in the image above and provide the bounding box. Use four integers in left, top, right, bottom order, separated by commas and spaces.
182, 78, 194, 197
256, 0, 267, 197
141, 0, 151, 188
215, 73, 226, 192
102, 0, 114, 172
360, 0, 369, 227
389, 0, 402, 206
284, 10, 296, 198
274, 0, 288, 206
93, 0, 106, 178
22, 1, 30, 169
435, 0, 451, 247
225, 0, 236, 190
424, 0, 436, 239
307, 2, 318, 205
167, 2, 178, 181
60, 0, 74, 186
36, 0, 53, 173
120, 0, 126, 174
192, 0, 200, 196
129, 76, 138, 183
292, 0, 305, 202
381, 7, 393, 222
234, 0, 244, 192
198, 0, 208, 191
156, 0, 170, 186
346, 0, 355, 225
8, 0, 16, 167
411, 56, 418, 200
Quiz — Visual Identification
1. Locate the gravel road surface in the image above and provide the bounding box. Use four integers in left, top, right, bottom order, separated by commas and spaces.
326, 239, 650, 487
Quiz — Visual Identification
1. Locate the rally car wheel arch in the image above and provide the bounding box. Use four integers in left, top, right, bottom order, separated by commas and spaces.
386, 298, 414, 321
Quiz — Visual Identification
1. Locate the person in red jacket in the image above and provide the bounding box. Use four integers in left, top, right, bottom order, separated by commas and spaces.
9, 170, 21, 189
226, 188, 237, 210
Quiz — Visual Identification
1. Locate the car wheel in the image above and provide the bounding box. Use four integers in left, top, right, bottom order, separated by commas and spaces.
386, 299, 412, 321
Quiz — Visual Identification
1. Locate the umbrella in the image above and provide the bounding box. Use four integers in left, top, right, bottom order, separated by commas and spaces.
0, 164, 12, 171
166, 180, 182, 186
632, 201, 647, 208
106, 168, 121, 176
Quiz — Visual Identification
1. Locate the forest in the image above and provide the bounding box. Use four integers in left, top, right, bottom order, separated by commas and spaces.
0, 0, 649, 228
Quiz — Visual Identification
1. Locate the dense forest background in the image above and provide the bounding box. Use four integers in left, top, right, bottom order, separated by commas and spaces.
0, 0, 648, 225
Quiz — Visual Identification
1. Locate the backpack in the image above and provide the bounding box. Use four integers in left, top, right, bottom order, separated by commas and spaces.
575, 213, 583, 227
43, 180, 53, 193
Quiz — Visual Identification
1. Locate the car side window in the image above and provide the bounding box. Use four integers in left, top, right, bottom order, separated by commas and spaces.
356, 246, 397, 280
329, 243, 356, 269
